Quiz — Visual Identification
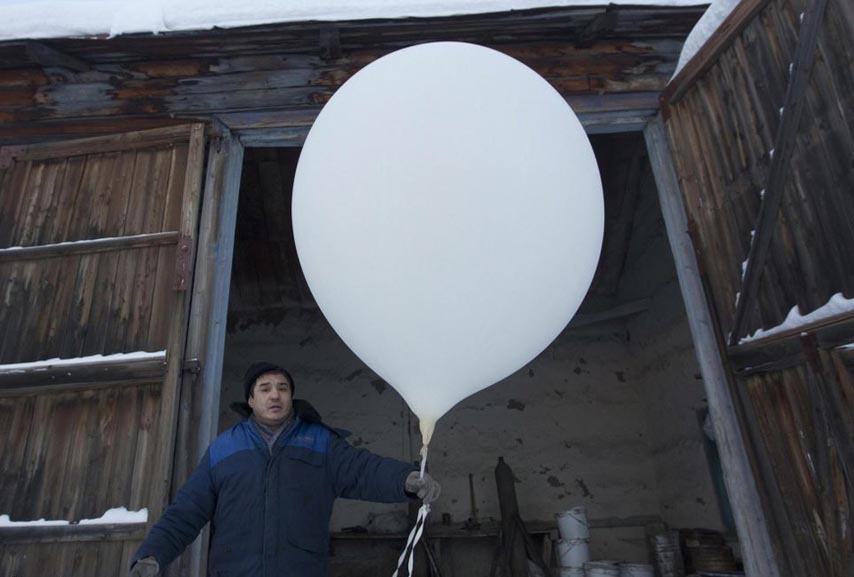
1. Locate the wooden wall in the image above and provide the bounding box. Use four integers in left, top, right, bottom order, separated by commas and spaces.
0, 125, 205, 577
661, 0, 854, 575
664, 0, 854, 340
0, 5, 704, 144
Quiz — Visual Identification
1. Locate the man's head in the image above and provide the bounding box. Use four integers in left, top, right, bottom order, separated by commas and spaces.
243, 362, 295, 427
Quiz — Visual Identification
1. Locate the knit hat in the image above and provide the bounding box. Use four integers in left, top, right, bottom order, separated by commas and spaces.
242, 361, 294, 401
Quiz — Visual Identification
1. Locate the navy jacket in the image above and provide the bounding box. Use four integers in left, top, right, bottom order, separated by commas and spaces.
133, 417, 416, 577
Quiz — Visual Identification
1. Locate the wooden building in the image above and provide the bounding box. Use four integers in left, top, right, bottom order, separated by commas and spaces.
0, 0, 851, 575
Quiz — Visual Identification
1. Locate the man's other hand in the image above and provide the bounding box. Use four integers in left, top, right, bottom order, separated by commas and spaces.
405, 471, 441, 503
130, 557, 159, 577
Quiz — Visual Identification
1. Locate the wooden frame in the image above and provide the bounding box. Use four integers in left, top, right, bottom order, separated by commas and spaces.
644, 115, 782, 577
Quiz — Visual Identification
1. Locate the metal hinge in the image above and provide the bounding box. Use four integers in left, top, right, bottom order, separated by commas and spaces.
174, 234, 193, 291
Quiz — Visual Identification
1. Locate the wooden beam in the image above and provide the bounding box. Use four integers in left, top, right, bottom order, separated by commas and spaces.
662, 0, 772, 108
728, 0, 830, 346
0, 522, 146, 544
178, 125, 244, 577
0, 354, 167, 391
25, 41, 90, 72
729, 313, 854, 375
0, 231, 179, 262
644, 115, 782, 577
14, 124, 201, 161
576, 6, 619, 48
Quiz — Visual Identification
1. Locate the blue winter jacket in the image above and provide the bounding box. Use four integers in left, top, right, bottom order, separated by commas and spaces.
133, 417, 416, 577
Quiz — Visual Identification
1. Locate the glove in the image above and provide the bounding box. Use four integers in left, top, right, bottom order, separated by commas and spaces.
405, 471, 441, 504
129, 557, 160, 577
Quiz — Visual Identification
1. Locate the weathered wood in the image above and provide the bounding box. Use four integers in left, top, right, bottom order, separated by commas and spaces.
149, 123, 205, 523
0, 231, 180, 261
0, 354, 167, 391
729, 0, 831, 345
663, 0, 773, 108
644, 115, 782, 577
175, 124, 244, 577
730, 315, 854, 374
23, 41, 90, 72
0, 520, 146, 545
11, 125, 198, 161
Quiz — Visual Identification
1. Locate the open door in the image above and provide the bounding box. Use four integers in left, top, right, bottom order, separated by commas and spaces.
0, 125, 207, 576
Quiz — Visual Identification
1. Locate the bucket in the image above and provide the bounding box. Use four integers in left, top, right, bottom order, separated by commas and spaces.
584, 561, 620, 577
619, 563, 654, 577
557, 538, 590, 568
556, 506, 589, 540
560, 568, 585, 577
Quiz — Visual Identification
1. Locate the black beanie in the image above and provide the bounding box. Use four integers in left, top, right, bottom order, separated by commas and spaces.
243, 361, 295, 401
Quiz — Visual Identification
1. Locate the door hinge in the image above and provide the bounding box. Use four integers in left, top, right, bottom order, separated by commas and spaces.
174, 234, 193, 291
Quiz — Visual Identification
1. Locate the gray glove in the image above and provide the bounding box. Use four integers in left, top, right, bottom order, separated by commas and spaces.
405, 471, 441, 503
129, 557, 159, 577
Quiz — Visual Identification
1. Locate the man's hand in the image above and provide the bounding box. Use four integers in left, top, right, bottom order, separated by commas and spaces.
405, 471, 441, 503
129, 557, 159, 577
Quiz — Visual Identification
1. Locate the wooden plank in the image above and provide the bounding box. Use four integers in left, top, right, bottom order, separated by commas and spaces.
644, 115, 782, 577
148, 123, 205, 521
146, 146, 188, 348
179, 128, 243, 577
0, 355, 167, 391
0, 231, 180, 262
1, 522, 144, 544
129, 146, 181, 351
13, 125, 197, 162
663, 0, 773, 108
729, 0, 830, 345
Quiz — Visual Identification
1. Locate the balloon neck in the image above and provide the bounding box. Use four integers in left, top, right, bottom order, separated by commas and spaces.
419, 417, 435, 447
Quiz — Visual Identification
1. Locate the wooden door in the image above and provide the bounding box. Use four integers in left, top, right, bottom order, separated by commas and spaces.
0, 125, 206, 576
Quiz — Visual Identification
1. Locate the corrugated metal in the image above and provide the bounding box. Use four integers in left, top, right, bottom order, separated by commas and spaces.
665, 0, 854, 339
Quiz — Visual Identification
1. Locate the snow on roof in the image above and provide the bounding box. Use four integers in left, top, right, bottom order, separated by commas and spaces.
0, 0, 708, 42
673, 0, 736, 77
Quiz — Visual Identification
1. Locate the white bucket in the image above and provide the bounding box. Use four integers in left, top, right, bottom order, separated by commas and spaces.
556, 506, 589, 540
557, 538, 590, 568
584, 561, 620, 577
559, 568, 585, 577
619, 563, 654, 577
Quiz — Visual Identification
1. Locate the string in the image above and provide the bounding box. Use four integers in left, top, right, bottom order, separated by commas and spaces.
392, 444, 431, 577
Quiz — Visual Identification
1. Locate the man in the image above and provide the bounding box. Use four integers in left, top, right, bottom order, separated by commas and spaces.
130, 361, 440, 577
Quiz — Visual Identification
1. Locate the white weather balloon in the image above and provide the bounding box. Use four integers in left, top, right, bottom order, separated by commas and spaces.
293, 42, 603, 445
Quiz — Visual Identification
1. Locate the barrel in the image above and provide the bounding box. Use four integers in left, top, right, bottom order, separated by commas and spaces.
556, 506, 589, 540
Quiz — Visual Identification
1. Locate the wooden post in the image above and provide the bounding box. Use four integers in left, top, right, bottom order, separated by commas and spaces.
175, 124, 245, 577
643, 115, 782, 577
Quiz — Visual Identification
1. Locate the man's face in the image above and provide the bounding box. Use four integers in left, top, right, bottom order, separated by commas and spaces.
248, 371, 293, 427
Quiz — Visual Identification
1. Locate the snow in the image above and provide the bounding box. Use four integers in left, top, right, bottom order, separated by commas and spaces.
740, 293, 854, 344
0, 350, 166, 373
0, 233, 171, 252
0, 0, 709, 42
0, 507, 148, 527
0, 516, 69, 527
673, 0, 739, 78
79, 506, 148, 524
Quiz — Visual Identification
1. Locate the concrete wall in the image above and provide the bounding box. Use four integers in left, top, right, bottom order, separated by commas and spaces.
618, 163, 726, 532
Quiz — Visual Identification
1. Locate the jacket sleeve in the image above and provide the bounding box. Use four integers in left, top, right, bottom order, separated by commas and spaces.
326, 435, 417, 502
131, 451, 217, 570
